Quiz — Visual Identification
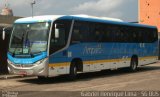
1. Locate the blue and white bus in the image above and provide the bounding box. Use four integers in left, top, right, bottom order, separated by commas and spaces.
7, 15, 159, 79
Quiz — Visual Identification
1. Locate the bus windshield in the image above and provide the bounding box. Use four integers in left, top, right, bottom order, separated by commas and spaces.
9, 22, 51, 55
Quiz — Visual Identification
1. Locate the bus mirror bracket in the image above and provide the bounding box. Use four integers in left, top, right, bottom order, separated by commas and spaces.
55, 24, 59, 38
2, 28, 6, 40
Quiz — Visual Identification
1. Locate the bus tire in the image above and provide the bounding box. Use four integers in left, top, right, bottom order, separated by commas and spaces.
129, 58, 138, 71
69, 62, 77, 80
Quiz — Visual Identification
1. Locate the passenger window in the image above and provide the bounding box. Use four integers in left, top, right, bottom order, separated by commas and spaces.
71, 21, 90, 43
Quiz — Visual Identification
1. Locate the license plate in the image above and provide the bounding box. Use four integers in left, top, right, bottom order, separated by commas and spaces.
19, 71, 27, 75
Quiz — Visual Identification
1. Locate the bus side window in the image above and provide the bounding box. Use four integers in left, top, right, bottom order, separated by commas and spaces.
71, 21, 82, 44
94, 23, 102, 42
151, 29, 158, 42
72, 29, 81, 44
50, 20, 71, 55
71, 21, 90, 44
137, 29, 143, 43
153, 30, 158, 41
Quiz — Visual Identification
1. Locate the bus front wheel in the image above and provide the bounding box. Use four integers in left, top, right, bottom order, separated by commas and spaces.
69, 62, 77, 80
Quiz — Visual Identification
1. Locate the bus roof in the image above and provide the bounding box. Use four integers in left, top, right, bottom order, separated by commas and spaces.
15, 15, 122, 23
15, 15, 63, 23
15, 15, 157, 29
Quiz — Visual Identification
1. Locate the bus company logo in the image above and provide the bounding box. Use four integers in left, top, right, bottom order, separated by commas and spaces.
83, 44, 104, 55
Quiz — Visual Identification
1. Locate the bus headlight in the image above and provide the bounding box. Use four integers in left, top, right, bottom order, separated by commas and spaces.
8, 60, 13, 65
35, 58, 46, 65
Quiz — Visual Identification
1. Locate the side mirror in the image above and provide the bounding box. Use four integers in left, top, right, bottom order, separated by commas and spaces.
2, 28, 6, 40
55, 24, 59, 38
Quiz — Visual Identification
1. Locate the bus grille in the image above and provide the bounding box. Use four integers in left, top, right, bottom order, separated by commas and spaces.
14, 64, 34, 68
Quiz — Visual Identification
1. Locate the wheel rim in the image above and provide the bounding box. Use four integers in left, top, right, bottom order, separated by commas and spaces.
74, 66, 77, 75
132, 61, 137, 70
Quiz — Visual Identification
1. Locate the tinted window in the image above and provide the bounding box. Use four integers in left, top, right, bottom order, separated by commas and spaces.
71, 20, 158, 43
71, 21, 95, 43
49, 20, 71, 55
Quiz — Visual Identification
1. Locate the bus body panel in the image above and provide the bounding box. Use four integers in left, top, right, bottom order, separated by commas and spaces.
7, 15, 159, 77
48, 42, 158, 76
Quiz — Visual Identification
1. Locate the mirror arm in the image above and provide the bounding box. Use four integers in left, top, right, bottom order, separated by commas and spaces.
2, 27, 6, 40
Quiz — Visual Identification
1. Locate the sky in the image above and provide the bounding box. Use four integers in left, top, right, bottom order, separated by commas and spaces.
0, 0, 138, 22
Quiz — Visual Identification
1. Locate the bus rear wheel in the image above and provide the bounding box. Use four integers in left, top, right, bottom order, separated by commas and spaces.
69, 62, 77, 80
130, 58, 138, 71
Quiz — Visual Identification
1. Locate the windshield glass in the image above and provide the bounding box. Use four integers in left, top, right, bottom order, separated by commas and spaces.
9, 22, 51, 55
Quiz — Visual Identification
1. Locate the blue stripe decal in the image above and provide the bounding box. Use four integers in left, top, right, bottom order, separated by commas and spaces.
8, 52, 47, 64
49, 42, 158, 64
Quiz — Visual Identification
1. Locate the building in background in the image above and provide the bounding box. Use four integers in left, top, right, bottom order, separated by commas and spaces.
139, 0, 160, 59
1, 7, 13, 16
139, 0, 160, 34
0, 1, 21, 27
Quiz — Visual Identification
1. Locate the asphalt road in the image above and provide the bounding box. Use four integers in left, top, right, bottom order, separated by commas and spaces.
0, 63, 160, 97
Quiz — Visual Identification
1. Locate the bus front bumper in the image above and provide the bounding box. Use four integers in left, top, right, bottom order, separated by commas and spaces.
7, 58, 48, 77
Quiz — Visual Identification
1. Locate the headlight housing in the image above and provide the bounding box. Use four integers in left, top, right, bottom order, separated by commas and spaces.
35, 58, 46, 65
8, 59, 13, 65
8, 58, 47, 67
